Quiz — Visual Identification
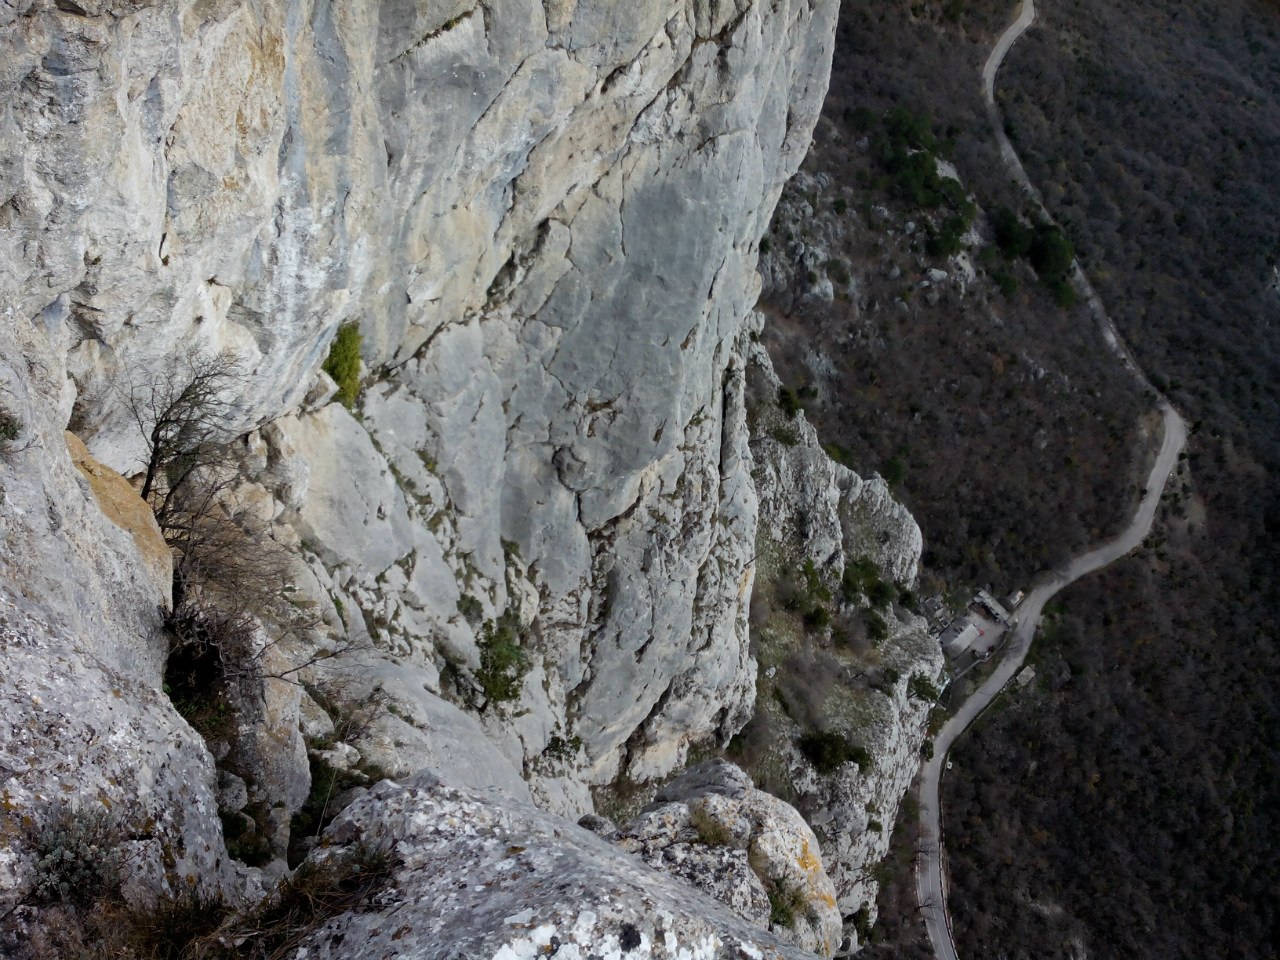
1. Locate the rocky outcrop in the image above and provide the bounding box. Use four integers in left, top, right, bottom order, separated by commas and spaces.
0, 1, 948, 953
292, 771, 819, 960
616, 761, 843, 957
2, 0, 840, 812
0, 316, 230, 923
63, 431, 173, 603
740, 334, 944, 948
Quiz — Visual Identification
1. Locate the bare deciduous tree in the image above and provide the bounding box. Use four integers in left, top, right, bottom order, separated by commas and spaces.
122, 351, 245, 519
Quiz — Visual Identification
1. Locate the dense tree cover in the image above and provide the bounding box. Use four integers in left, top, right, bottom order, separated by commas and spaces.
761, 0, 1145, 599
944, 1, 1280, 957
764, 0, 1280, 957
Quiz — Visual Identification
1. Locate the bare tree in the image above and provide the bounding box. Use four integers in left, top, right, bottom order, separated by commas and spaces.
121, 353, 346, 683
122, 351, 245, 517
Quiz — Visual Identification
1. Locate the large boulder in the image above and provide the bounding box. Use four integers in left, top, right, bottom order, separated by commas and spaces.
615, 761, 843, 957
292, 772, 821, 959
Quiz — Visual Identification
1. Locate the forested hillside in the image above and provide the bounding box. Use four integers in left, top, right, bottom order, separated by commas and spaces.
946, 1, 1280, 957
760, 0, 1146, 598
764, 0, 1280, 956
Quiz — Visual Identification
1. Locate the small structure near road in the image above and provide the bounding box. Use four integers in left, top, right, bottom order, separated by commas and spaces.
939, 619, 981, 657
973, 589, 1011, 624
922, 594, 948, 628
1015, 665, 1037, 688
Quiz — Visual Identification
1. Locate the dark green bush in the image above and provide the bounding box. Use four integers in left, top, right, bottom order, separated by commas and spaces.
865, 611, 890, 644
992, 206, 1033, 258
866, 578, 896, 609
1029, 224, 1075, 282
0, 409, 20, 452
476, 613, 528, 705
777, 385, 802, 418
993, 268, 1019, 296
769, 425, 801, 446
909, 673, 942, 702
797, 730, 872, 774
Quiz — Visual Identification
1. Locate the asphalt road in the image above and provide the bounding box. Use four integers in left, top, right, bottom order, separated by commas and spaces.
914, 3, 1190, 958
915, 403, 1185, 960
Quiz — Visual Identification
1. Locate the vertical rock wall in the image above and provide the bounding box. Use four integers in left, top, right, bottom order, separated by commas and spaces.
2, 0, 842, 877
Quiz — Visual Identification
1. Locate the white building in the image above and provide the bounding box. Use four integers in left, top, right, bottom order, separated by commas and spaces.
939, 619, 980, 657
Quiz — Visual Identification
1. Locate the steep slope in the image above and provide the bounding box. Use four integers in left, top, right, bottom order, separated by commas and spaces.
0, 2, 951, 955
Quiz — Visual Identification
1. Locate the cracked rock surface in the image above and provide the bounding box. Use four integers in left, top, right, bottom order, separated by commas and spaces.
2, 0, 840, 808
295, 772, 819, 960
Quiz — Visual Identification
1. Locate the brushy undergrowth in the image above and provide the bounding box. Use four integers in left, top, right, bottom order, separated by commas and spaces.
796, 729, 872, 775
10, 840, 393, 960
322, 323, 362, 409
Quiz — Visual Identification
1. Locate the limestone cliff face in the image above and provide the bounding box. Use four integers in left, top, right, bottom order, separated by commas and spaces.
741, 329, 943, 945
2, 0, 838, 813
3, 0, 840, 907
1, 2, 945, 953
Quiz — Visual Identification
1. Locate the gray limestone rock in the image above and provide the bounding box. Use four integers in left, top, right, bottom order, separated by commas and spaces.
742, 339, 944, 943
0, 317, 230, 912
1, 0, 840, 801
0, 2, 947, 950
294, 772, 820, 959
621, 761, 842, 957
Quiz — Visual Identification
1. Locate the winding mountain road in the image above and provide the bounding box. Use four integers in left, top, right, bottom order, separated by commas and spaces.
914, 3, 1189, 958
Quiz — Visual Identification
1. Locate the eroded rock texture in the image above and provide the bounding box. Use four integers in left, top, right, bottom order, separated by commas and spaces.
0, 1, 948, 953
2, 0, 839, 814
295, 772, 818, 960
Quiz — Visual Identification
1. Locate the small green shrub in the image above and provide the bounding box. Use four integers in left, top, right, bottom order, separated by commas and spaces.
1048, 277, 1078, 308
769, 425, 801, 447
476, 613, 528, 705
544, 733, 583, 762
842, 556, 883, 603
993, 267, 1019, 296
776, 385, 802, 418
883, 454, 906, 487
690, 806, 734, 847
866, 578, 896, 609
803, 604, 831, 632
456, 594, 483, 624
797, 730, 871, 774
0, 409, 21, 452
908, 673, 942, 702
851, 905, 874, 941
29, 809, 128, 907
801, 559, 832, 603
323, 323, 363, 409
865, 610, 889, 644
992, 206, 1032, 258
1029, 224, 1075, 282
766, 880, 809, 929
